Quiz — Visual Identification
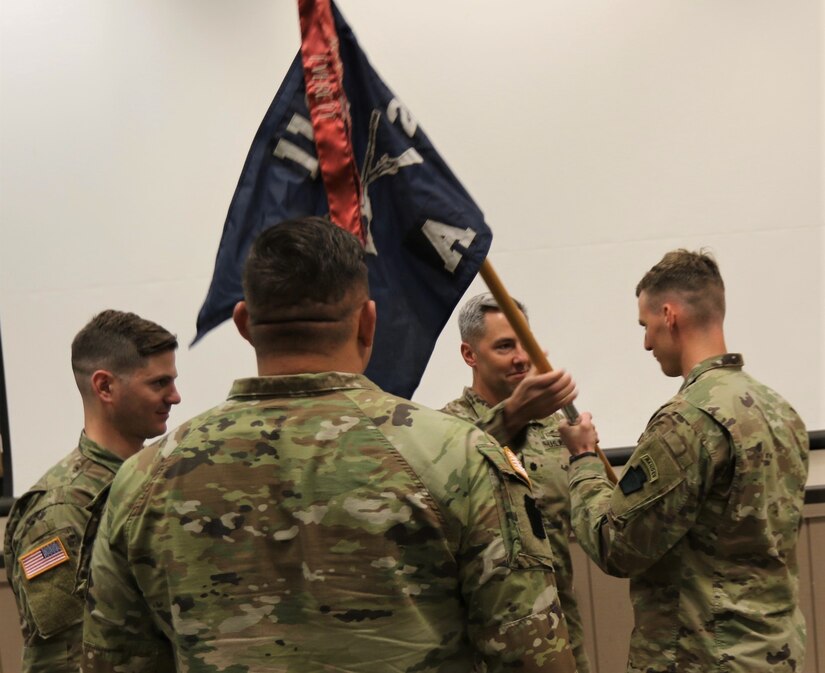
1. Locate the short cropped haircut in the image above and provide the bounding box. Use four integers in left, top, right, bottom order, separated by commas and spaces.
242, 217, 369, 352
243, 217, 369, 319
458, 292, 528, 345
71, 310, 177, 390
636, 249, 725, 324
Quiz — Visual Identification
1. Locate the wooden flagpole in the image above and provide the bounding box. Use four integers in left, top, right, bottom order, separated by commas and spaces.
479, 259, 619, 485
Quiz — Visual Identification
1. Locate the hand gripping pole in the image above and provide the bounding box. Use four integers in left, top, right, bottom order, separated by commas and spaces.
479, 259, 619, 485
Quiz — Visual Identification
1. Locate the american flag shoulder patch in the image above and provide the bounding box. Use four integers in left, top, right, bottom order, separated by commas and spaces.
19, 537, 70, 580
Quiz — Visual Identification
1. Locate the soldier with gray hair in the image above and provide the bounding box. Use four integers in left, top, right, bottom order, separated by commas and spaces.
82, 217, 577, 673
442, 291, 590, 672
4, 310, 180, 673
559, 249, 809, 672
457, 292, 528, 343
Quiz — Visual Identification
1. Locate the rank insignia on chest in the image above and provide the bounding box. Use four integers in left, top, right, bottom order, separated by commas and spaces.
504, 446, 531, 487
19, 537, 70, 580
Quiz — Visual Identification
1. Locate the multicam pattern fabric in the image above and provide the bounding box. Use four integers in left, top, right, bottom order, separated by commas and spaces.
4, 433, 122, 673
82, 373, 576, 673
441, 387, 590, 673
569, 354, 809, 673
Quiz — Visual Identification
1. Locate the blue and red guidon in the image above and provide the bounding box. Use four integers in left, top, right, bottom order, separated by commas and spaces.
194, 3, 492, 398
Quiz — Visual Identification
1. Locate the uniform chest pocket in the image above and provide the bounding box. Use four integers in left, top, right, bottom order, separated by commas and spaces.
478, 445, 557, 569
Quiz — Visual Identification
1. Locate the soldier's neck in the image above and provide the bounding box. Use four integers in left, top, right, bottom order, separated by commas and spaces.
256, 350, 365, 377
679, 326, 727, 378
470, 378, 502, 408
83, 413, 144, 460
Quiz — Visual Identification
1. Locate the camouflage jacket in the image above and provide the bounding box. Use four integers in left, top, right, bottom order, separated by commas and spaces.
82, 373, 576, 673
569, 354, 809, 673
4, 432, 123, 673
441, 387, 590, 673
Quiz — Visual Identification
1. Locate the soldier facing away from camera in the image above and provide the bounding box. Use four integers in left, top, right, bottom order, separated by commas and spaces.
82, 217, 577, 673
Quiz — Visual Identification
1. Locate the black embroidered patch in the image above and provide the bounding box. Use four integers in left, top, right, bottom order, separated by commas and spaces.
523, 495, 547, 540
619, 465, 648, 495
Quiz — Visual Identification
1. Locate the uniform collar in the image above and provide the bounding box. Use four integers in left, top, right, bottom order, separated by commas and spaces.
680, 353, 744, 392
228, 372, 380, 399
461, 386, 494, 415
77, 431, 124, 473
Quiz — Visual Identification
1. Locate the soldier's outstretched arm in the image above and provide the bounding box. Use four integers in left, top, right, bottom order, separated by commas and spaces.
561, 408, 715, 577
447, 371, 577, 447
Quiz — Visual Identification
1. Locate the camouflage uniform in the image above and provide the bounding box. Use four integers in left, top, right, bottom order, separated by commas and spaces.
441, 388, 590, 673
83, 373, 576, 673
569, 354, 809, 673
4, 432, 123, 673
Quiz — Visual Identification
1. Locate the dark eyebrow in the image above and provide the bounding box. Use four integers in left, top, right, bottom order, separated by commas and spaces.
149, 375, 174, 383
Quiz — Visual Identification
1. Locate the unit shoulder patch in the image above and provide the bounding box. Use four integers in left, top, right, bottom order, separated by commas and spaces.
19, 537, 70, 580
619, 465, 648, 496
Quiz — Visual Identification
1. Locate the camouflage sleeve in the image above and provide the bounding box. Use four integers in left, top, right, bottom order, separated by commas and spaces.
458, 431, 576, 672
4, 494, 89, 673
81, 466, 175, 673
568, 409, 718, 577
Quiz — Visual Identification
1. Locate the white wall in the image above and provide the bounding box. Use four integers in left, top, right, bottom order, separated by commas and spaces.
1, 0, 822, 494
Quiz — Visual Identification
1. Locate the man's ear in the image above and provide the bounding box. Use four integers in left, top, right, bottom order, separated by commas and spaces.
233, 301, 253, 344
90, 370, 116, 403
662, 302, 679, 331
357, 300, 377, 349
460, 342, 477, 367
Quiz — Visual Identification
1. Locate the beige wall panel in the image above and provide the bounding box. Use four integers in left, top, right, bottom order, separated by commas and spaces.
570, 541, 598, 668
799, 519, 816, 673
586, 565, 633, 673
0, 572, 23, 673
805, 508, 825, 673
